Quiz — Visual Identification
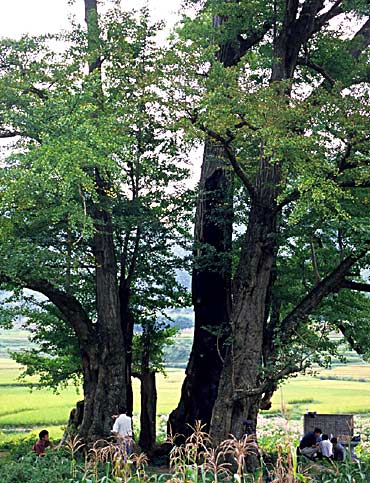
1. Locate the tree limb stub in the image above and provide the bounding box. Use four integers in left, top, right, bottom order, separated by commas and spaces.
341, 280, 370, 293
0, 130, 21, 138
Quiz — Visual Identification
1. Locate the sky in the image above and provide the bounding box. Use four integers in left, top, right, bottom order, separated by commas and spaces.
0, 0, 182, 38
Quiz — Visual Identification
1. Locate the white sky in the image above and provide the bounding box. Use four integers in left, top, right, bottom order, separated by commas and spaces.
0, 0, 182, 38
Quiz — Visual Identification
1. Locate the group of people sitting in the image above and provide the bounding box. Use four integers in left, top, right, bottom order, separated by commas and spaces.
299, 427, 345, 461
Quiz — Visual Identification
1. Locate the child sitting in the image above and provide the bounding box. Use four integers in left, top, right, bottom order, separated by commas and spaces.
318, 434, 333, 459
32, 429, 53, 456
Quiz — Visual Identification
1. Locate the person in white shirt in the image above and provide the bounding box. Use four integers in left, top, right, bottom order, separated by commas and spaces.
111, 407, 133, 456
318, 434, 333, 459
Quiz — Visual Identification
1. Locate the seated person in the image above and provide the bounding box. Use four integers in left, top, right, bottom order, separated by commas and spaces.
299, 427, 322, 459
318, 434, 333, 459
32, 429, 53, 456
331, 437, 345, 462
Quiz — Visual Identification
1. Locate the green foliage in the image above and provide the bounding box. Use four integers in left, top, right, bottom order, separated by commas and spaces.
316, 459, 370, 483
9, 299, 82, 390
165, 0, 370, 393
132, 320, 179, 375
0, 453, 75, 483
0, 0, 369, 439
0, 4, 193, 390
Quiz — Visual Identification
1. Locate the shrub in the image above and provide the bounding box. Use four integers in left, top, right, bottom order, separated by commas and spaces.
0, 452, 76, 483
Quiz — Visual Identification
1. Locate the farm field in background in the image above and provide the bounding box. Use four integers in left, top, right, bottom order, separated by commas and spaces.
0, 330, 31, 359
0, 358, 184, 429
1, 357, 370, 435
318, 364, 370, 379
269, 377, 370, 415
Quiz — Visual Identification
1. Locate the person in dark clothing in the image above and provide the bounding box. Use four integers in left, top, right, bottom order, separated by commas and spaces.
32, 429, 53, 456
331, 437, 345, 462
299, 427, 322, 459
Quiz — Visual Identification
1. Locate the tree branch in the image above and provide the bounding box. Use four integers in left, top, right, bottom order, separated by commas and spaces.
274, 188, 300, 212
336, 323, 365, 355
297, 58, 335, 86
127, 226, 141, 285
22, 86, 49, 101
286, 0, 300, 25
0, 273, 94, 348
340, 280, 370, 293
299, 0, 326, 24
280, 247, 368, 337
230, 363, 302, 403
310, 236, 321, 284
313, 0, 343, 33
350, 17, 370, 59
26, 279, 95, 347
216, 136, 256, 199
238, 21, 273, 58
233, 117, 259, 132
275, 147, 369, 211
189, 112, 257, 199
338, 179, 370, 188
307, 8, 369, 94
0, 129, 21, 138
120, 231, 130, 282
338, 142, 353, 172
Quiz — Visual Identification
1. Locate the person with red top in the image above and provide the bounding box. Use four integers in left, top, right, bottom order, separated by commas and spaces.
32, 429, 53, 456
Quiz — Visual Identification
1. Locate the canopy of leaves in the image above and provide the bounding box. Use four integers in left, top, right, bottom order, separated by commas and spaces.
0, 6, 193, 388
167, 0, 370, 384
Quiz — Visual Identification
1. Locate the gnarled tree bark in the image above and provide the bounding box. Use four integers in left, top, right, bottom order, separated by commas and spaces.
209, 0, 357, 450
168, 139, 233, 437
169, 8, 273, 439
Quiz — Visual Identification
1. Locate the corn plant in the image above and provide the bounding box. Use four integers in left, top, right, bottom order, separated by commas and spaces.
219, 434, 258, 479
200, 447, 231, 483
64, 435, 85, 480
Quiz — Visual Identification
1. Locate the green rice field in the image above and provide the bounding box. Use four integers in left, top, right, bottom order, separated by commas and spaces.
0, 358, 184, 429
1, 356, 370, 434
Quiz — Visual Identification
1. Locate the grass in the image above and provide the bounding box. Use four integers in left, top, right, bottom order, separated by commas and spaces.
318, 364, 370, 379
268, 376, 370, 415
0, 386, 79, 426
0, 360, 184, 430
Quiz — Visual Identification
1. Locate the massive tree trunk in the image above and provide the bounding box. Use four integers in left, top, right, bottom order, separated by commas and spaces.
77, 0, 128, 442
210, 182, 280, 444
19, 271, 127, 442
168, 9, 274, 438
168, 140, 233, 437
168, 9, 262, 437
79, 186, 127, 441
209, 0, 336, 450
